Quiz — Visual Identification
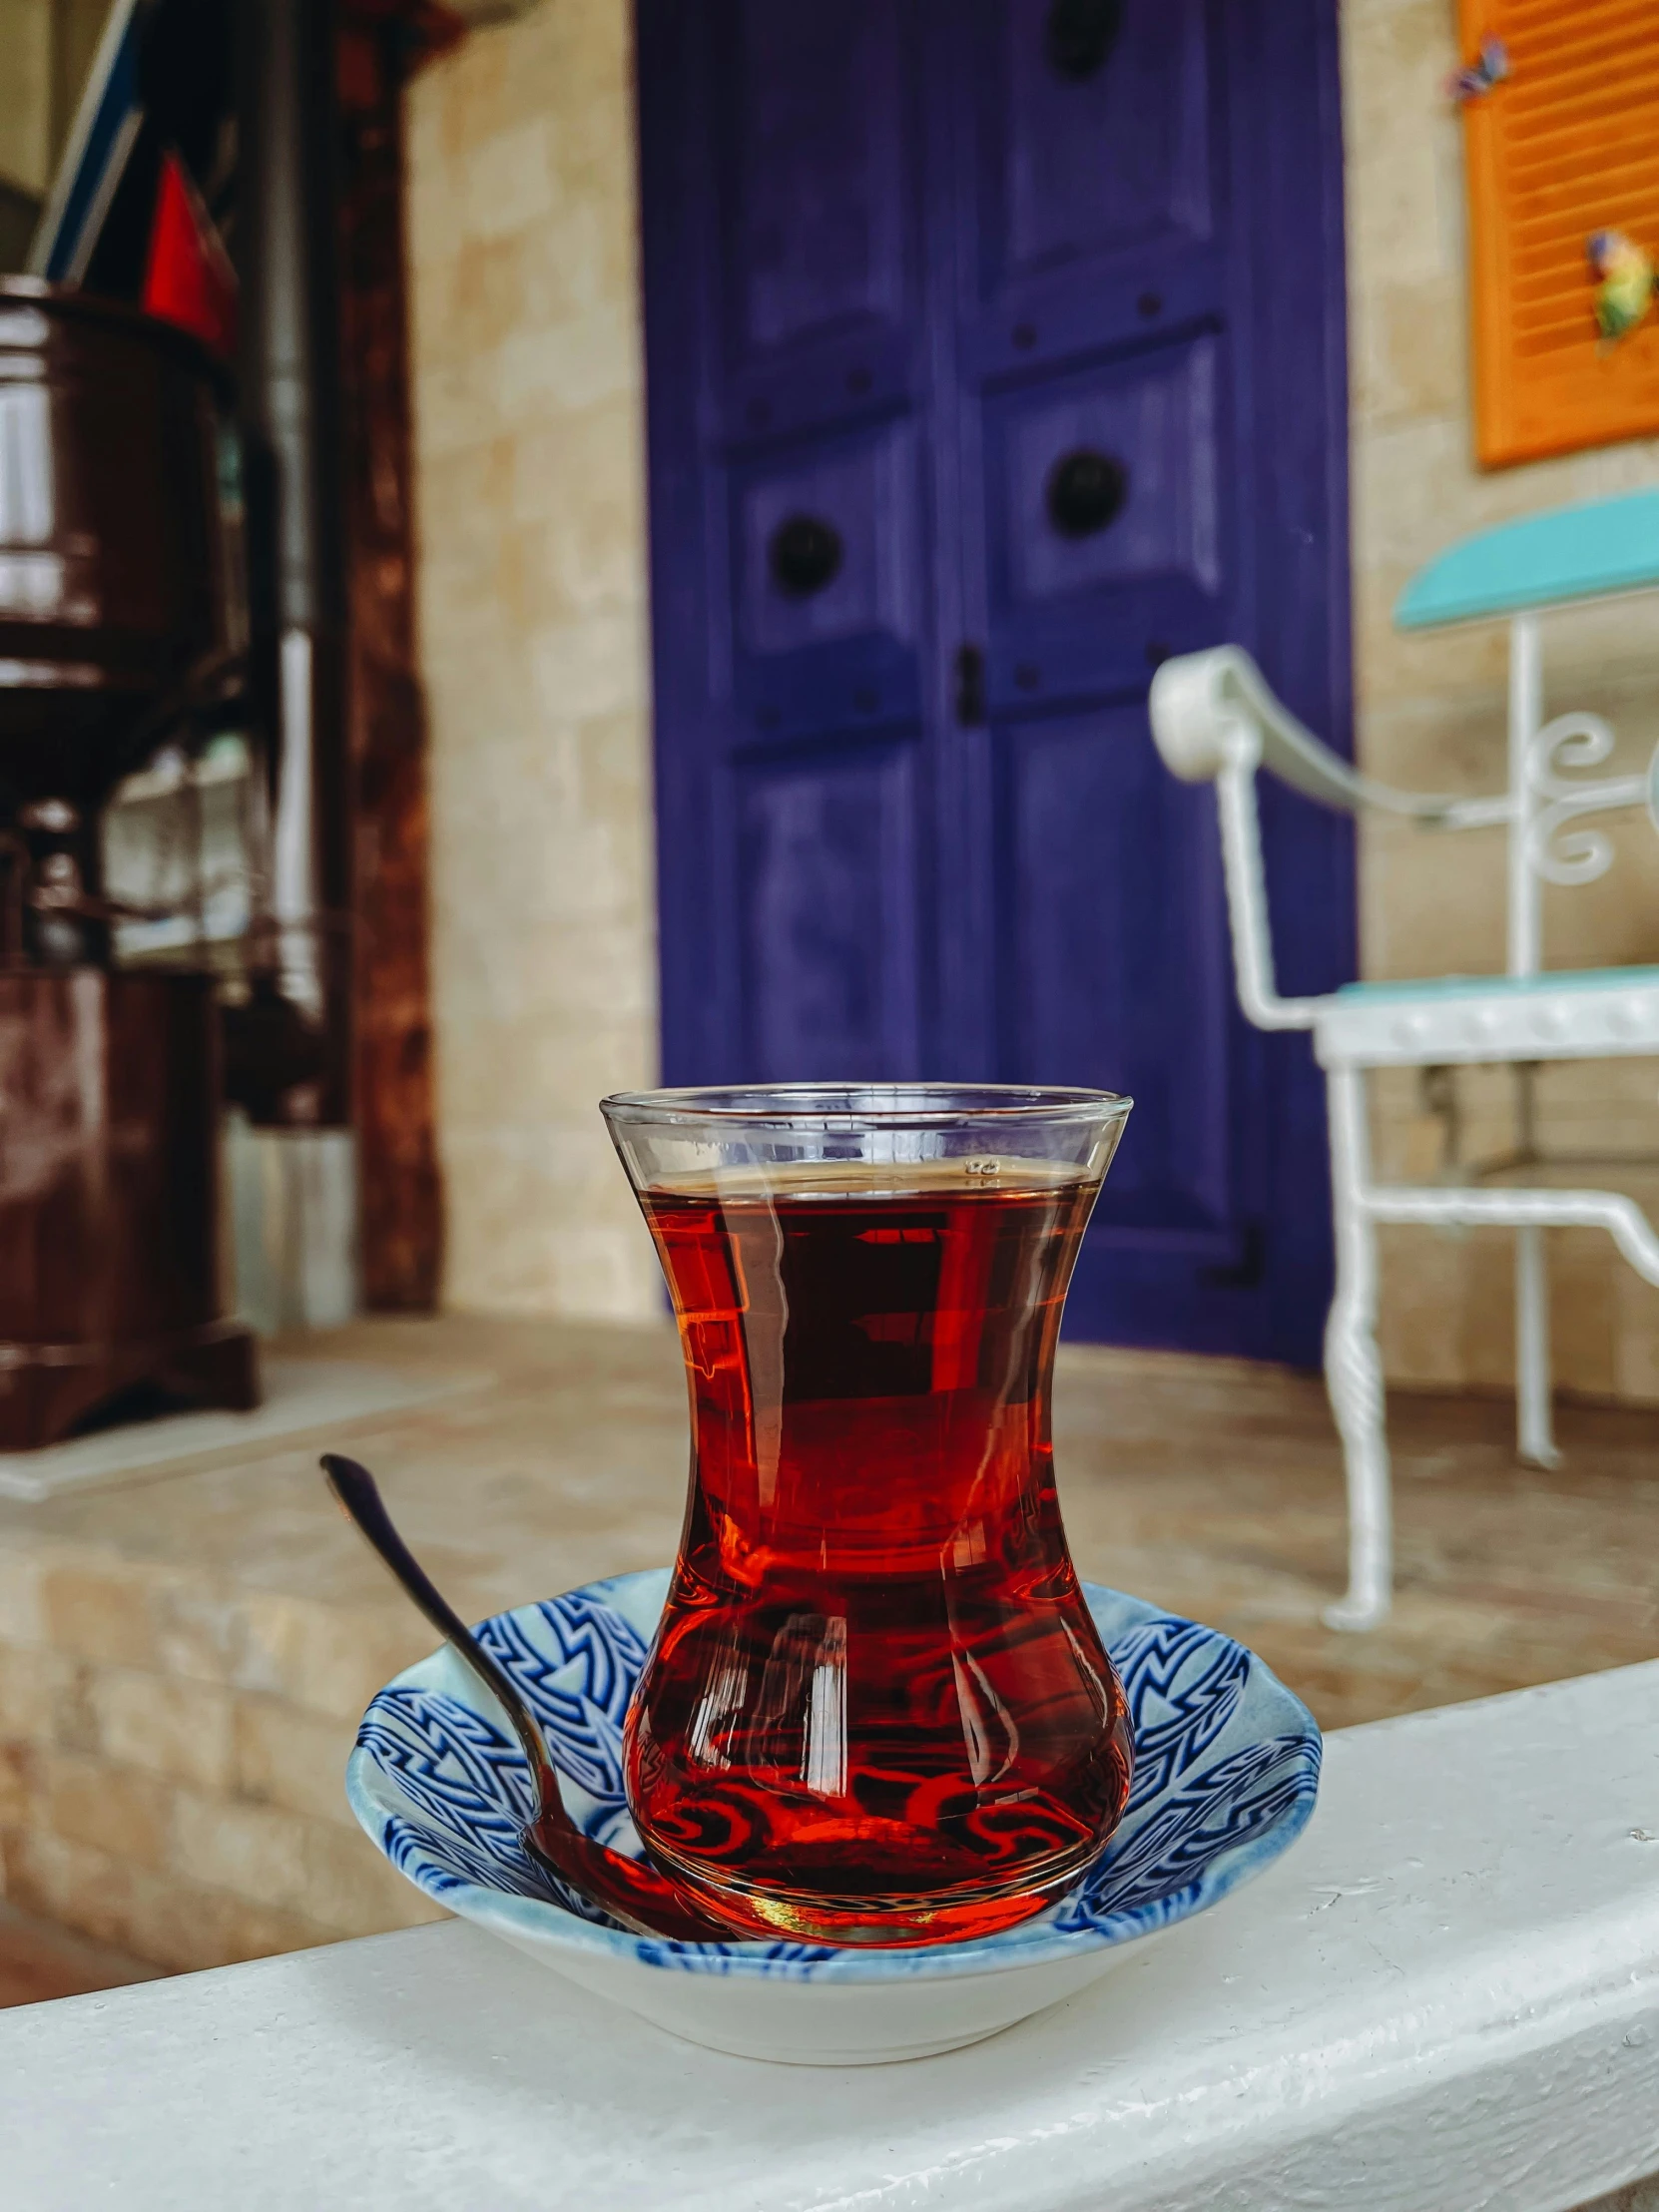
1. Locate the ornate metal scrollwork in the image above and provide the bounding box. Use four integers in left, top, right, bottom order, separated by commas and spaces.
1524, 712, 1653, 886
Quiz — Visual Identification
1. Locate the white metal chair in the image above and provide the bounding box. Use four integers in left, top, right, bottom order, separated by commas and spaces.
1149, 488, 1659, 1630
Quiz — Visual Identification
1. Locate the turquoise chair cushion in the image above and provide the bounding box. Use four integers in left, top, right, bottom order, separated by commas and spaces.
1339, 968, 1659, 1002
1394, 490, 1659, 630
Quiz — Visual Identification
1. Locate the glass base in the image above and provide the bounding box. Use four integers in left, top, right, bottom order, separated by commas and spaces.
646, 1832, 1104, 1947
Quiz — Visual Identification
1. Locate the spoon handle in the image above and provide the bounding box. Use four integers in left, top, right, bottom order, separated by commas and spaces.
321, 1454, 561, 1819
321, 1452, 735, 1944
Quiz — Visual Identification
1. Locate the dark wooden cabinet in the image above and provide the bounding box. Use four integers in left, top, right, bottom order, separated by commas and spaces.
0, 971, 256, 1447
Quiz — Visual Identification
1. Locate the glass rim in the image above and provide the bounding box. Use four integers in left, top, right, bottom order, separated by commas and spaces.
599, 1081, 1133, 1130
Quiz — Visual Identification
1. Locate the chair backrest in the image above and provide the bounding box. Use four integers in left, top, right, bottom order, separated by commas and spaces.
1394, 491, 1659, 978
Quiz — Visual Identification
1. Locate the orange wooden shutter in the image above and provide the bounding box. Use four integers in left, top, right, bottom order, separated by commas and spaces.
1460, 0, 1659, 468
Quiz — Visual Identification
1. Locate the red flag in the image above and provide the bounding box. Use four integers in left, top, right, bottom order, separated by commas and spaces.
142, 151, 237, 361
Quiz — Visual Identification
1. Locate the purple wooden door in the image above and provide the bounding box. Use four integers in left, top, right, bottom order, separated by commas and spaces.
637, 0, 1354, 1363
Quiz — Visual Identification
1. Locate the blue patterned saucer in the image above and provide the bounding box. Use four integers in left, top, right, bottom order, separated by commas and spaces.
348, 1570, 1320, 2064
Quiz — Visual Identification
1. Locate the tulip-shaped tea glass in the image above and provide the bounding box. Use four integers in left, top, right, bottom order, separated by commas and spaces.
601, 1084, 1135, 1946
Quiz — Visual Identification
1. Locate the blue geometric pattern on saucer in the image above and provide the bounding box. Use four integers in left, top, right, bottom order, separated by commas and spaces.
348, 1570, 1321, 1983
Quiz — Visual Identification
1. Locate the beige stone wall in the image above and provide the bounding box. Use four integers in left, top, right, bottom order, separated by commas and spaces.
406, 0, 661, 1322
0, 1535, 439, 1972
0, 0, 115, 196
407, 0, 1659, 1395
1343, 0, 1659, 1400
0, 0, 54, 196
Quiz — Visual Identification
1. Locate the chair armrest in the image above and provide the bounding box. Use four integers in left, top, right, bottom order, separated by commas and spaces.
1149, 647, 1466, 822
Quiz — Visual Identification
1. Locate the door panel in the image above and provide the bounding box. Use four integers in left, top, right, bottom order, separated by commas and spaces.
723, 1, 911, 359
732, 424, 926, 740
983, 0, 1213, 287
988, 336, 1222, 613
736, 426, 921, 657
713, 0, 921, 450
1000, 705, 1232, 1245
737, 743, 921, 1079
730, 421, 927, 756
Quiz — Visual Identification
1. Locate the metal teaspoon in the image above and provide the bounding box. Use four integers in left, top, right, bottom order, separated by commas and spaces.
320, 1452, 734, 1944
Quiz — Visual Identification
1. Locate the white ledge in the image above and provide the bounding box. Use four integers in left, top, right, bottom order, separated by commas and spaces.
5, 1662, 1659, 2211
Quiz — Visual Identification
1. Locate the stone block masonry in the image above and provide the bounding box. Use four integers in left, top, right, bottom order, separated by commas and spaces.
0, 1541, 443, 1971
406, 0, 661, 1325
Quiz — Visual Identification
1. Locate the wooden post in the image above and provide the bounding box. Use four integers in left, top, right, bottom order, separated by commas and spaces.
336, 4, 455, 1309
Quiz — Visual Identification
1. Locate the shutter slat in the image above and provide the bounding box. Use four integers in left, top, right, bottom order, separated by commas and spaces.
1508, 4, 1647, 24
1509, 195, 1659, 241
1510, 141, 1659, 190
1512, 263, 1659, 312
1509, 193, 1659, 235
1507, 62, 1659, 115
1505, 0, 1650, 19
1507, 26, 1659, 85
1506, 106, 1659, 162
1503, 15, 1659, 60
1461, 0, 1659, 466
1504, 1, 1653, 38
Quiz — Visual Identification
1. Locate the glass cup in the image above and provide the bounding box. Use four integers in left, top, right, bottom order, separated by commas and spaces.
601, 1083, 1135, 1946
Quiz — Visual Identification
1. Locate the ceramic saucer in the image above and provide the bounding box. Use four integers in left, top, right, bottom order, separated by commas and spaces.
348, 1569, 1320, 2065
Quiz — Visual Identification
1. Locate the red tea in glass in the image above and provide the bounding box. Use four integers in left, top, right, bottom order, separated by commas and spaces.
602, 1087, 1134, 1946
